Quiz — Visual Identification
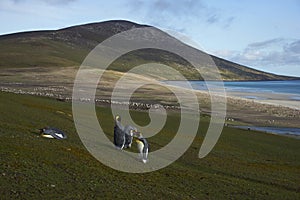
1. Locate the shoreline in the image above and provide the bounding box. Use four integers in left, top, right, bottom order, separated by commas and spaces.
226, 91, 300, 110
164, 80, 300, 110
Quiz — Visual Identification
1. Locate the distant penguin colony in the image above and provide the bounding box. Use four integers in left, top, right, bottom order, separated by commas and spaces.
113, 115, 149, 163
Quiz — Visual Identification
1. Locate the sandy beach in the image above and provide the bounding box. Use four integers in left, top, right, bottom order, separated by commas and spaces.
224, 92, 300, 128
226, 90, 300, 110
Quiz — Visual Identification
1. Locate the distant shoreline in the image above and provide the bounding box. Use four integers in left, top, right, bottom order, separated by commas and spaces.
164, 80, 300, 110
164, 78, 300, 82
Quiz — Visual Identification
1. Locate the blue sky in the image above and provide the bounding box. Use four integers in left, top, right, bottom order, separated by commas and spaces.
0, 0, 299, 76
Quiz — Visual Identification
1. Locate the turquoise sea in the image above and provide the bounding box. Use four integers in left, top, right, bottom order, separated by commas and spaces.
164, 80, 300, 100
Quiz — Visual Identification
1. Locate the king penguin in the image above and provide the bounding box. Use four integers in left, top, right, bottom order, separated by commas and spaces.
135, 133, 149, 163
113, 115, 125, 149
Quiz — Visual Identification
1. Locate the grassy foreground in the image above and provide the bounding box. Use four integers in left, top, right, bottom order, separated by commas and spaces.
0, 92, 299, 199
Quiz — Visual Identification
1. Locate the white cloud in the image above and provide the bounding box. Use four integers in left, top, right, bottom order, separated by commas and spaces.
237, 38, 300, 66
213, 38, 300, 76
7, 0, 76, 5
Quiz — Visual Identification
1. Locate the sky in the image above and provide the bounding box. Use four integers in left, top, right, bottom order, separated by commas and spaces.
0, 0, 299, 76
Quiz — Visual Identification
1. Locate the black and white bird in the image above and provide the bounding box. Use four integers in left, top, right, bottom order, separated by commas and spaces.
135, 133, 149, 163
123, 125, 137, 149
39, 127, 67, 140
113, 115, 125, 150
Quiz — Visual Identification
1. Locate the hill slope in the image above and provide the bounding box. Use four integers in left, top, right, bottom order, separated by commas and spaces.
0, 20, 296, 80
1, 92, 299, 199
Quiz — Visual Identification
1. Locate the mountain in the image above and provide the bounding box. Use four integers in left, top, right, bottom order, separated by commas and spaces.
0, 20, 145, 68
0, 20, 297, 80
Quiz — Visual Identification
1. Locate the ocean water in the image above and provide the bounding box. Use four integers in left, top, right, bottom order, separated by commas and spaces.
232, 125, 300, 137
164, 80, 300, 138
164, 80, 300, 100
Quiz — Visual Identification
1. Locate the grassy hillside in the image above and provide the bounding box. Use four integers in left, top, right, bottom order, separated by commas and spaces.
0, 36, 88, 68
0, 20, 297, 80
0, 92, 299, 199
0, 20, 145, 69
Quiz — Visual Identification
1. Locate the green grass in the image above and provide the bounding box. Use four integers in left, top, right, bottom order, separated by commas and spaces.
0, 92, 299, 199
0, 37, 88, 68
